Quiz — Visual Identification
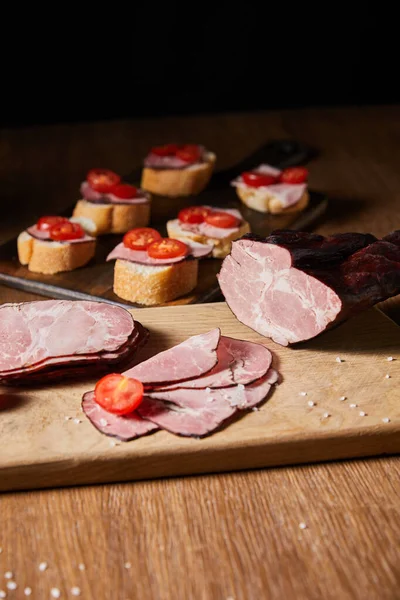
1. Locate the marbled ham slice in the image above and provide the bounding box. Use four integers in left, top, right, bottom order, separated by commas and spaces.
82, 391, 159, 441
124, 329, 220, 384
106, 240, 213, 266
26, 225, 95, 243
80, 181, 150, 205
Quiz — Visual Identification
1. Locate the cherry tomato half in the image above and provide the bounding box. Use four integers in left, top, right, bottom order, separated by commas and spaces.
112, 183, 138, 199
205, 211, 240, 229
123, 228, 162, 251
49, 221, 85, 241
94, 373, 144, 415
87, 168, 121, 193
147, 238, 188, 259
176, 144, 201, 163
242, 171, 278, 187
279, 167, 308, 184
151, 144, 179, 156
37, 216, 69, 231
178, 206, 211, 224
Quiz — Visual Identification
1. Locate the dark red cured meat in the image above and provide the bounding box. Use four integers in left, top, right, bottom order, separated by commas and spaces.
80, 181, 150, 205
124, 329, 221, 384
218, 230, 400, 346
82, 391, 159, 441
154, 336, 272, 390
106, 240, 213, 266
137, 368, 278, 437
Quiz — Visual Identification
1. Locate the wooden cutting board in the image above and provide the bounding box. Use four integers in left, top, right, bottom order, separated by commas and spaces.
1, 302, 399, 492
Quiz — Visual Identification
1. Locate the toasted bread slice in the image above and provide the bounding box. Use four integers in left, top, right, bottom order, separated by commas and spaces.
141, 153, 216, 197
113, 258, 198, 305
166, 218, 251, 259
236, 187, 309, 214
72, 199, 151, 235
17, 231, 96, 274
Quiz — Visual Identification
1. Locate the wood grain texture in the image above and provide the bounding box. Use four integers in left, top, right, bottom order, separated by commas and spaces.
1, 303, 399, 494
0, 107, 400, 599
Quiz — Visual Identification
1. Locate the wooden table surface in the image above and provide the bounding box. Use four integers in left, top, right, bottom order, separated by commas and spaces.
1, 106, 399, 599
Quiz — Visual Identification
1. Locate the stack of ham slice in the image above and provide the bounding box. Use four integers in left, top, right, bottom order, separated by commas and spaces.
82, 329, 279, 440
0, 300, 148, 384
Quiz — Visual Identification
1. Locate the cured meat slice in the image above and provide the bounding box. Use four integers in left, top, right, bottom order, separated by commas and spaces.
124, 329, 220, 384
106, 240, 213, 265
26, 225, 95, 243
218, 230, 400, 346
82, 391, 158, 441
80, 181, 150, 205
155, 336, 272, 390
177, 208, 243, 239
138, 368, 278, 437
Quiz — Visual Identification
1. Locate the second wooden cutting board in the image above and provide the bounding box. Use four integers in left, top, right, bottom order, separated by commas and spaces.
0, 302, 399, 492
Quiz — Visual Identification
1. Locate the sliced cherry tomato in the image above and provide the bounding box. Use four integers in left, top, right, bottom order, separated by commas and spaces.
279, 167, 308, 184
205, 211, 240, 229
147, 238, 188, 259
49, 221, 85, 241
123, 228, 162, 251
87, 168, 121, 193
242, 171, 278, 187
37, 216, 69, 231
151, 144, 179, 156
94, 373, 144, 415
176, 144, 201, 163
112, 183, 138, 199
178, 206, 211, 224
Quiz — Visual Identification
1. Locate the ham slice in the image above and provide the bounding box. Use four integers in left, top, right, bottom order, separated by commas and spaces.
82, 391, 159, 440
106, 240, 213, 266
26, 225, 95, 243
177, 207, 243, 239
231, 164, 306, 208
143, 146, 206, 170
80, 181, 150, 205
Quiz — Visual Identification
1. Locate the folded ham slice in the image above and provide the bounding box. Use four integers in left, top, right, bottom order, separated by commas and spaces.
106, 240, 213, 266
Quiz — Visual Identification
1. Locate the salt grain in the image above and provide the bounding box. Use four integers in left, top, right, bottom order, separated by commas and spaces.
299, 392, 307, 396
109, 440, 117, 447
299, 522, 307, 529
39, 562, 48, 572
124, 562, 131, 569
4, 573, 12, 580
307, 400, 315, 407
359, 411, 367, 417
50, 588, 60, 598
71, 588, 81, 597
24, 588, 32, 596
78, 564, 85, 572
238, 384, 245, 391
252, 407, 259, 412
339, 396, 346, 401
64, 416, 71, 421
386, 357, 394, 361
385, 374, 391, 379
0, 591, 6, 598
205, 387, 211, 393
323, 412, 330, 418
335, 357, 343, 363
99, 419, 108, 427
349, 404, 357, 408
73, 418, 81, 424
6, 582, 16, 591
382, 417, 390, 423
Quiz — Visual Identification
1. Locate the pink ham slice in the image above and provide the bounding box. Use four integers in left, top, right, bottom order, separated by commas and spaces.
80, 181, 150, 205
0, 300, 136, 373
154, 336, 272, 390
178, 207, 243, 239
106, 240, 213, 265
124, 329, 221, 384
143, 146, 205, 170
26, 225, 95, 243
82, 391, 159, 441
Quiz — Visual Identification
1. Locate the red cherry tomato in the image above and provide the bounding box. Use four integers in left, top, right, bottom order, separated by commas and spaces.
178, 206, 211, 224
37, 216, 69, 231
87, 168, 121, 193
49, 221, 85, 241
242, 172, 278, 187
147, 238, 188, 259
112, 183, 138, 199
94, 373, 144, 415
151, 144, 179, 156
205, 211, 240, 229
176, 144, 201, 163
123, 228, 162, 251
279, 167, 308, 184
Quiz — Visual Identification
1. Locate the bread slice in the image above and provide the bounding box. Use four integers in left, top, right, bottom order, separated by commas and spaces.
17, 231, 96, 274
236, 186, 310, 214
141, 153, 216, 197
113, 258, 198, 305
72, 199, 151, 235
166, 219, 251, 259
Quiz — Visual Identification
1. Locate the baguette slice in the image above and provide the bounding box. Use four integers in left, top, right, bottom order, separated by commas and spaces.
166, 218, 251, 259
236, 186, 309, 214
72, 199, 151, 235
141, 153, 216, 197
17, 231, 96, 274
113, 258, 198, 306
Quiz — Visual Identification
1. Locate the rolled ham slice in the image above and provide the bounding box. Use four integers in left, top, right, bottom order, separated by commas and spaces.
26, 225, 95, 243
106, 240, 213, 266
80, 181, 150, 205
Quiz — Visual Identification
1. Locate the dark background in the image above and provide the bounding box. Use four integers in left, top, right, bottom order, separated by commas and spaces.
1, 10, 397, 128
